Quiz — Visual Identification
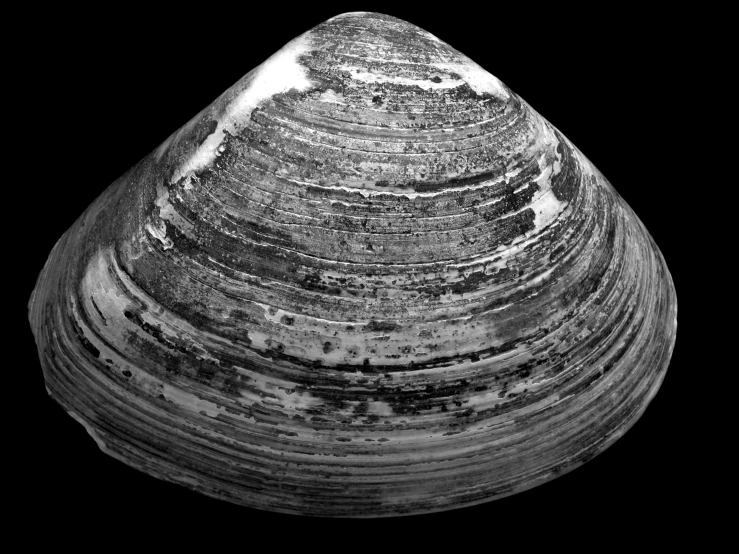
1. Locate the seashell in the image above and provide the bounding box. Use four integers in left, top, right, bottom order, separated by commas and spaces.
28, 11, 677, 517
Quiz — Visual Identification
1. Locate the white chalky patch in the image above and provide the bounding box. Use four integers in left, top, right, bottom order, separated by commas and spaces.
435, 60, 509, 100
145, 221, 172, 249
343, 66, 467, 90
318, 89, 344, 104
526, 106, 561, 154
530, 154, 566, 232
532, 189, 566, 231
531, 131, 567, 232
339, 59, 507, 99
146, 182, 194, 246
368, 400, 394, 416
171, 34, 315, 184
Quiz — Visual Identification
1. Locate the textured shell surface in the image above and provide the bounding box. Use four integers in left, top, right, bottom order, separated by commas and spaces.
28, 11, 677, 517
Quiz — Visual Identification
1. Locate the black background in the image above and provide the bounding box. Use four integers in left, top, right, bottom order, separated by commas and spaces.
16, 2, 710, 545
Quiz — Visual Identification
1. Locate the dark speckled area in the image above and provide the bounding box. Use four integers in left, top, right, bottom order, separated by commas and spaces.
28, 12, 676, 517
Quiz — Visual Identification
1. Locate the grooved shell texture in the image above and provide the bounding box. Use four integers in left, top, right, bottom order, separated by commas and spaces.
28, 12, 677, 517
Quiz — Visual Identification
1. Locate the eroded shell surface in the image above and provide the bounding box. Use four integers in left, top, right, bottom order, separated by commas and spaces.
28, 12, 677, 517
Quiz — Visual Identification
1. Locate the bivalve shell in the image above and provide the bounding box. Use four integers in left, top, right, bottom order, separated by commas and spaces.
28, 11, 677, 517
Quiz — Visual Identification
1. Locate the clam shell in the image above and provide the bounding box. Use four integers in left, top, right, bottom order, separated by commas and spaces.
28, 12, 677, 517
